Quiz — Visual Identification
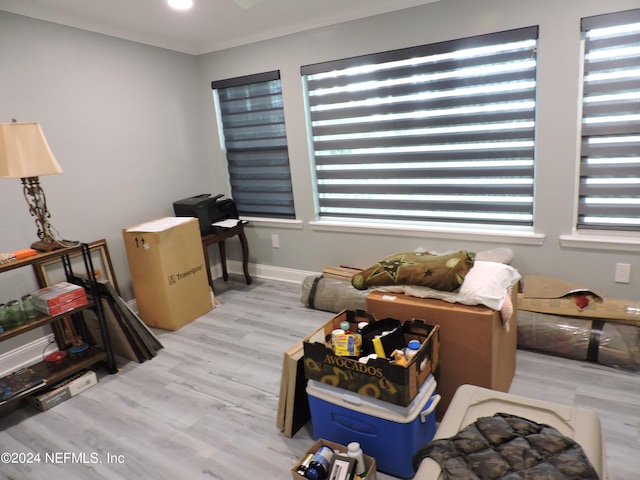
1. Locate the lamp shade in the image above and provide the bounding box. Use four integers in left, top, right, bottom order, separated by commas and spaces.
0, 122, 63, 178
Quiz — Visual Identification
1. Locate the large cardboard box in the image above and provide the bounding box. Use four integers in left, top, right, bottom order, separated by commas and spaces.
291, 439, 377, 480
366, 290, 517, 419
123, 217, 212, 330
303, 310, 439, 407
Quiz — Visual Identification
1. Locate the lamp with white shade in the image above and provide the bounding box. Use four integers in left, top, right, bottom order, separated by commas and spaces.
0, 120, 64, 252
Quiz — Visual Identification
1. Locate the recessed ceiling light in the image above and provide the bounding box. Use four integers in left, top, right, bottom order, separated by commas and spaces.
168, 0, 193, 10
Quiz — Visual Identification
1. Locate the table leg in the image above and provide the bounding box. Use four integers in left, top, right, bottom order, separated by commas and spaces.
218, 240, 229, 281
238, 226, 252, 285
202, 239, 215, 293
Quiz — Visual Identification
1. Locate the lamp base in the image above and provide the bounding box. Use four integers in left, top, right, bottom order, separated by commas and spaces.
31, 239, 64, 252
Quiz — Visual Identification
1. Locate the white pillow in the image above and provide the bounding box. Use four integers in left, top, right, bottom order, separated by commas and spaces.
457, 260, 521, 310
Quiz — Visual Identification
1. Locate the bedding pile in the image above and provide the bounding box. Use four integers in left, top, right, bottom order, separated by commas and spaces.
412, 413, 599, 480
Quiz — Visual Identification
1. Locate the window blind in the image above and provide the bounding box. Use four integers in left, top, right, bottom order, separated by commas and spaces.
578, 9, 640, 231
302, 27, 539, 229
212, 71, 295, 219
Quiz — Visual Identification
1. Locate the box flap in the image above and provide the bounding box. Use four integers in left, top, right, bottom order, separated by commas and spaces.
522, 275, 603, 302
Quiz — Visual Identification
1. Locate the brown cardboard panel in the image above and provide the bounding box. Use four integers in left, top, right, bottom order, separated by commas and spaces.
122, 217, 212, 331
519, 275, 640, 324
522, 275, 603, 300
366, 290, 516, 419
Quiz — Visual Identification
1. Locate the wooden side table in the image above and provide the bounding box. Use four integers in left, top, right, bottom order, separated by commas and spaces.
201, 222, 252, 292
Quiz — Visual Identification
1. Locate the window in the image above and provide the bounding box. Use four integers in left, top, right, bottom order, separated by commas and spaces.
578, 9, 640, 232
212, 71, 295, 219
302, 27, 539, 230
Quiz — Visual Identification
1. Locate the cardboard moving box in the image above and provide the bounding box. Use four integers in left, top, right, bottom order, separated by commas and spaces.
123, 217, 212, 331
291, 439, 377, 480
366, 290, 517, 419
303, 309, 439, 407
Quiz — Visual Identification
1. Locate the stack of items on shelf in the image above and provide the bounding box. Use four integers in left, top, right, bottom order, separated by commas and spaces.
296, 309, 440, 479
32, 281, 88, 316
0, 248, 37, 265
0, 368, 46, 406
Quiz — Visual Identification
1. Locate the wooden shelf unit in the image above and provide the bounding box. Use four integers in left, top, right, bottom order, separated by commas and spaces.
0, 244, 116, 410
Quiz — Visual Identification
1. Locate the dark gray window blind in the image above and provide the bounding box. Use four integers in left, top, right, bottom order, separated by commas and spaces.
578, 9, 640, 231
212, 71, 295, 219
302, 27, 539, 229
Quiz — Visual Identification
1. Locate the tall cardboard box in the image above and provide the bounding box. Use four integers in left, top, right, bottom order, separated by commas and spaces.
123, 217, 212, 330
366, 290, 517, 419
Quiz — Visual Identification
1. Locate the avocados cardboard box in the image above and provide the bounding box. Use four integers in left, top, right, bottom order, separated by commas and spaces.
291, 438, 377, 480
366, 288, 517, 419
518, 275, 640, 326
303, 309, 439, 407
123, 217, 212, 331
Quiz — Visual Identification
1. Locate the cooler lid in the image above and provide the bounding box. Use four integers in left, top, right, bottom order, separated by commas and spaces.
306, 374, 436, 424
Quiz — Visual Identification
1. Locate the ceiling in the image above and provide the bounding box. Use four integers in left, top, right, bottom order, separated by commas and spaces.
0, 0, 440, 55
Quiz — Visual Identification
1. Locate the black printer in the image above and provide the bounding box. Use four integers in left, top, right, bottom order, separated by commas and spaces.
173, 194, 239, 235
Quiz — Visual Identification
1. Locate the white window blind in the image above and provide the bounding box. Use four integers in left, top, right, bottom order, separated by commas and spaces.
302, 27, 539, 229
212, 71, 295, 219
579, 9, 640, 231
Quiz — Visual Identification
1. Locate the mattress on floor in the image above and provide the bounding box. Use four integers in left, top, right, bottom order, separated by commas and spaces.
414, 384, 606, 480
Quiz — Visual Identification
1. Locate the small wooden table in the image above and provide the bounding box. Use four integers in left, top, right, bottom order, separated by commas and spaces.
201, 222, 252, 292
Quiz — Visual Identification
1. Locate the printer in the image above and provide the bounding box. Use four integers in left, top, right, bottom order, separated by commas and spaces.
173, 194, 239, 235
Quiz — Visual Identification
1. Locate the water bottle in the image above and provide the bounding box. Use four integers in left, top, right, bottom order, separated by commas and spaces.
404, 339, 421, 360
305, 445, 334, 480
347, 442, 366, 476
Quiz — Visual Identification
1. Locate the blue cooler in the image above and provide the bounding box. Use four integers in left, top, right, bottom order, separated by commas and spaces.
306, 374, 439, 478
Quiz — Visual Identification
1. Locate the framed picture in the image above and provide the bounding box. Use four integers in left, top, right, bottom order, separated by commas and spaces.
32, 239, 120, 294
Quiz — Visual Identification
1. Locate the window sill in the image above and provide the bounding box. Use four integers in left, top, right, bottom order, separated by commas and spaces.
241, 217, 303, 229
559, 233, 640, 252
309, 220, 545, 245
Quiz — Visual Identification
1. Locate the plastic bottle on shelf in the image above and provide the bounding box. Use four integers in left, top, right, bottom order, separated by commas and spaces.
347, 442, 366, 476
305, 445, 334, 480
340, 320, 351, 333
404, 339, 421, 360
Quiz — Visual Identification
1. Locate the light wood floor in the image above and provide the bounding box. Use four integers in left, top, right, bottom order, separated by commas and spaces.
0, 277, 638, 480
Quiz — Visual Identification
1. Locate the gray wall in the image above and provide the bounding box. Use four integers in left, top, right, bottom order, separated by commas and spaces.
0, 11, 221, 355
1, 0, 640, 334
198, 0, 640, 300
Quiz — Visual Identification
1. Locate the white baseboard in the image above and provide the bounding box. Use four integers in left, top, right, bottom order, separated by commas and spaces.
0, 333, 56, 378
226, 260, 318, 284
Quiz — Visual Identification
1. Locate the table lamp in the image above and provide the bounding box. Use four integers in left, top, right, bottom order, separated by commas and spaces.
0, 120, 64, 252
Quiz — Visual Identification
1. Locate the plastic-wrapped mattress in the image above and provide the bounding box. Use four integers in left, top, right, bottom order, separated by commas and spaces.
300, 275, 368, 313
517, 309, 640, 371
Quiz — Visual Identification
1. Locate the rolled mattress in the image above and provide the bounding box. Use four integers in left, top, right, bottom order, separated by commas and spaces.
517, 309, 640, 371
300, 275, 368, 313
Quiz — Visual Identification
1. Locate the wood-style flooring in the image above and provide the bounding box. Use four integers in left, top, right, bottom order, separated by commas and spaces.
0, 276, 638, 480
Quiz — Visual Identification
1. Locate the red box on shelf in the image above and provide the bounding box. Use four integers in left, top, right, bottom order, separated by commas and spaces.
32, 282, 88, 316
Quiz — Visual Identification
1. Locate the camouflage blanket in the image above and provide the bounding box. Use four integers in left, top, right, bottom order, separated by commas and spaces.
413, 413, 599, 480
351, 250, 474, 291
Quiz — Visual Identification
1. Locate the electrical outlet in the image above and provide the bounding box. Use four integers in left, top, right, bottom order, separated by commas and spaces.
271, 234, 280, 249
614, 263, 631, 283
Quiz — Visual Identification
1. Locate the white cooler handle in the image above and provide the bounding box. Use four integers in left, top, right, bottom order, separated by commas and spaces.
341, 393, 363, 407
420, 394, 441, 423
